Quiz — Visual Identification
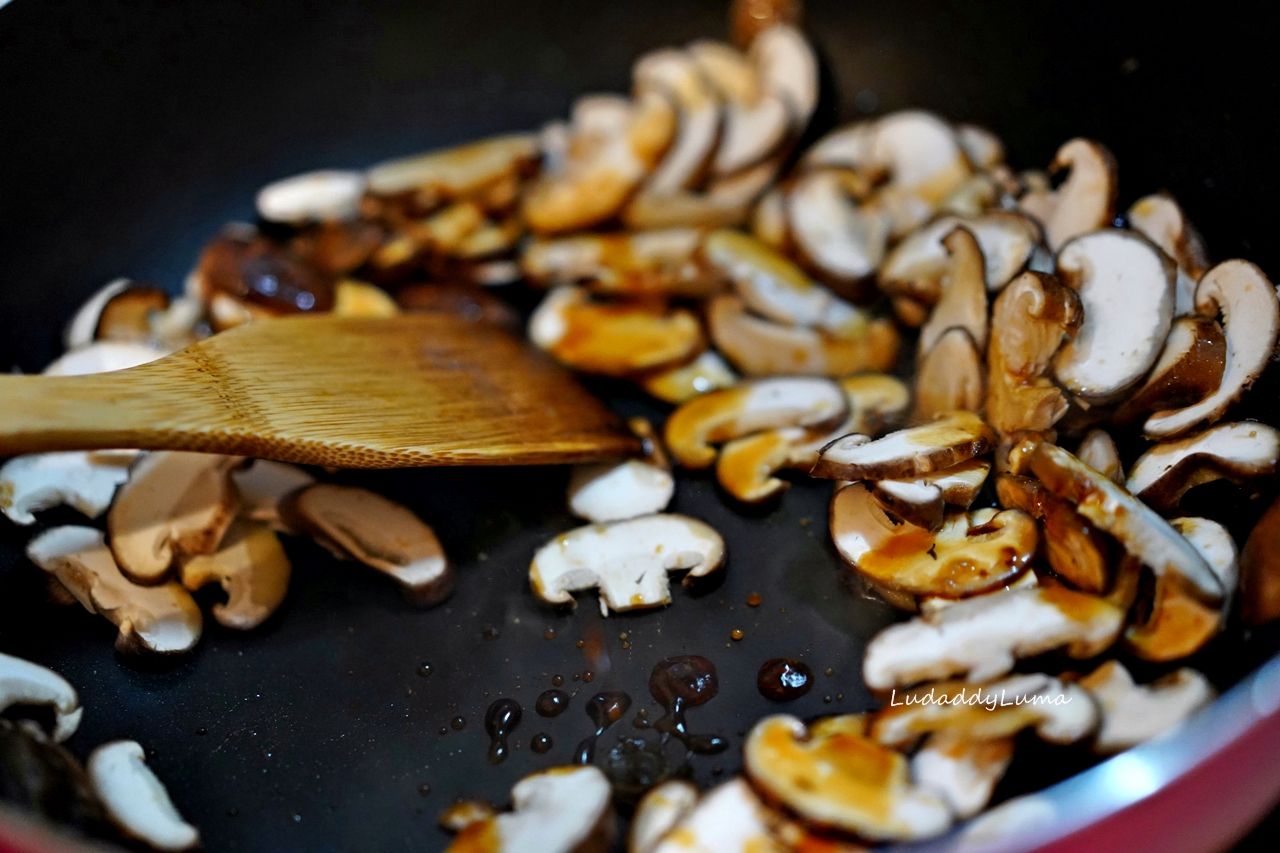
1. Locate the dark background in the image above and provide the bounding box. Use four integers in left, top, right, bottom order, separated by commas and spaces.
1, 1, 1279, 851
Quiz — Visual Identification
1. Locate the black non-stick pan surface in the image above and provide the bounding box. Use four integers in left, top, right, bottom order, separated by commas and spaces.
3, 1, 1280, 851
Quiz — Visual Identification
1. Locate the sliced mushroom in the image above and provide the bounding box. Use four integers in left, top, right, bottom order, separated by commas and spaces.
1052, 230, 1176, 403
529, 286, 704, 377
749, 24, 818, 133
525, 92, 677, 234
1241, 492, 1280, 625
883, 459, 990, 509
1143, 260, 1280, 440
179, 519, 291, 630
1126, 421, 1280, 511
1114, 315, 1227, 424
918, 227, 990, 356
939, 172, 1000, 218
230, 459, 315, 530
870, 672, 1097, 748
331, 279, 399, 318
1018, 138, 1118, 251
994, 473, 1111, 594
812, 411, 995, 482
108, 452, 242, 585
786, 168, 891, 283
87, 740, 199, 852
280, 484, 453, 605
440, 800, 499, 833
869, 110, 972, 206
255, 169, 366, 225
870, 459, 991, 531
830, 483, 1036, 597
568, 460, 675, 523
665, 376, 848, 469
910, 733, 1014, 820
0, 652, 82, 743
914, 328, 985, 422
707, 294, 900, 377
862, 584, 1124, 689
648, 777, 784, 853
630, 779, 700, 853
955, 124, 1005, 171
43, 340, 166, 376
1079, 660, 1215, 754
64, 279, 170, 349
743, 714, 952, 842
638, 350, 740, 404
521, 229, 720, 298
840, 373, 914, 437
0, 451, 134, 526
1128, 193, 1210, 280
444, 766, 613, 853
27, 526, 203, 655
751, 186, 790, 251
1123, 516, 1236, 662
689, 42, 790, 176
879, 212, 1041, 304
529, 514, 724, 615
1076, 429, 1124, 485
633, 49, 722, 195
367, 133, 540, 202
702, 228, 838, 327
985, 271, 1083, 435
1022, 440, 1225, 602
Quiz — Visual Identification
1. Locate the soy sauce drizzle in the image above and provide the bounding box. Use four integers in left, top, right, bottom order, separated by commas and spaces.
484, 698, 522, 765
535, 689, 571, 718
649, 655, 728, 754
573, 691, 631, 765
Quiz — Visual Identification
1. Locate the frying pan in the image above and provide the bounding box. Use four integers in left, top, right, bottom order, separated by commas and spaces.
2, 1, 1279, 851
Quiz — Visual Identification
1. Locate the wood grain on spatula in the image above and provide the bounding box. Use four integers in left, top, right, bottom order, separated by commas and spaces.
0, 315, 641, 467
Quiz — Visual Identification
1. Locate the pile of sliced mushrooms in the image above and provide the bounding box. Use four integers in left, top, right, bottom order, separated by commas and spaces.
5, 0, 1280, 849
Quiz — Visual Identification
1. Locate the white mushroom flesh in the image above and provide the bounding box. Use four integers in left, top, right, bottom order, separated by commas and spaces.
911, 734, 1014, 820
0, 451, 134, 525
869, 110, 972, 205
787, 169, 891, 281
230, 459, 315, 530
43, 340, 166, 376
639, 350, 740, 404
812, 411, 996, 482
630, 779, 699, 853
702, 228, 836, 326
918, 227, 990, 356
1019, 138, 1117, 251
749, 25, 818, 131
1079, 660, 1216, 754
879, 211, 1041, 302
180, 519, 292, 630
1128, 193, 1210, 280
1126, 421, 1280, 510
0, 652, 82, 743
649, 777, 783, 853
87, 740, 199, 852
445, 765, 613, 853
255, 169, 366, 224
1076, 429, 1124, 485
366, 133, 539, 198
567, 459, 675, 523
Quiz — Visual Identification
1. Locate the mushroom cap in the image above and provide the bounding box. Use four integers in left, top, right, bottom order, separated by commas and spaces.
812, 411, 996, 482
180, 519, 292, 631
917, 227, 990, 357
649, 777, 783, 853
1019, 138, 1118, 251
1079, 660, 1215, 754
743, 714, 952, 842
1126, 421, 1280, 511
910, 733, 1015, 820
716, 426, 808, 504
446, 765, 614, 853
1052, 230, 1176, 402
861, 585, 1124, 689
914, 327, 985, 422
993, 473, 1110, 594
108, 451, 243, 585
868, 110, 971, 204
230, 459, 316, 530
1024, 441, 1225, 602
529, 285, 704, 377
879, 211, 1041, 304
832, 483, 1035, 597
87, 740, 199, 852
786, 169, 890, 282
0, 451, 134, 526
64, 279, 170, 350
27, 526, 203, 656
1115, 315, 1227, 424
529, 513, 725, 613
0, 652, 82, 743
1128, 192, 1211, 280
367, 133, 539, 198
255, 169, 366, 224
281, 484, 452, 603
749, 24, 818, 131
665, 375, 848, 469
955, 124, 1006, 171
633, 49, 722, 196
568, 459, 675, 523
630, 779, 699, 853
1144, 260, 1280, 440
694, 44, 790, 176
702, 229, 836, 327
870, 673, 1098, 747
521, 229, 719, 298
639, 350, 740, 404
881, 458, 990, 509
1241, 492, 1280, 625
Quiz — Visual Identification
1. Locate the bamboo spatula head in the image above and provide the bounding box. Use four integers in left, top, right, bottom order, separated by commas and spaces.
0, 315, 641, 467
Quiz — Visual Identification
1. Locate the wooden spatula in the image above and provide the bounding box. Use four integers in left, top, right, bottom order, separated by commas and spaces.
0, 315, 641, 467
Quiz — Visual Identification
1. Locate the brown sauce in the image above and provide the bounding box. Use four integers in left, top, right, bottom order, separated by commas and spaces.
757, 658, 814, 701
649, 656, 728, 755
483, 699, 521, 765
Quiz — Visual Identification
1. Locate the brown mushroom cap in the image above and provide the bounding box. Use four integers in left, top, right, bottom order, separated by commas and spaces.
831, 483, 1036, 598
812, 411, 996, 482
1143, 260, 1280, 440
27, 526, 203, 656
743, 714, 952, 842
180, 519, 292, 630
281, 484, 453, 605
994, 473, 1111, 594
1018, 138, 1118, 251
1114, 315, 1227, 425
528, 286, 704, 377
1125, 421, 1280, 511
108, 452, 243, 585
64, 279, 171, 350
985, 271, 1082, 435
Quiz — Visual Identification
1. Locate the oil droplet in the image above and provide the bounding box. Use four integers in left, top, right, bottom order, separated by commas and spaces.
730, 629, 744, 641
544, 629, 556, 640
572, 673, 581, 682
418, 663, 433, 677
418, 784, 432, 796
582, 670, 595, 683
535, 689, 571, 717
586, 692, 632, 734
552, 675, 565, 686
485, 699, 522, 764
836, 693, 844, 701
746, 592, 763, 607
621, 641, 631, 649
196, 727, 207, 736
757, 659, 814, 701
531, 734, 553, 754
824, 667, 835, 677
482, 626, 500, 641
573, 736, 596, 765
450, 716, 467, 731
575, 640, 586, 649
823, 695, 832, 703
619, 632, 629, 640
438, 726, 448, 736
